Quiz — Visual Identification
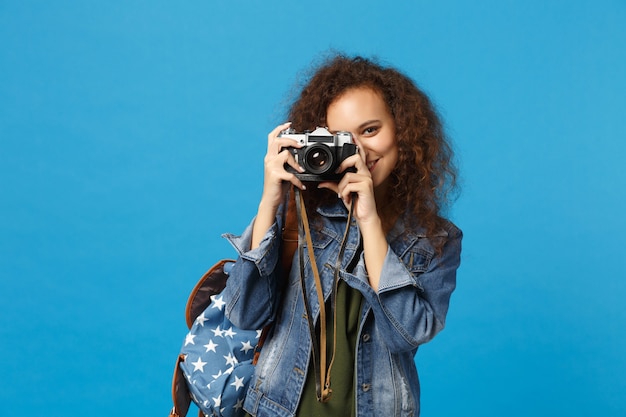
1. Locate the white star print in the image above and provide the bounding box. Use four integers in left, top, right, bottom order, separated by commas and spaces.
211, 326, 224, 338
212, 394, 222, 407
212, 369, 223, 380
233, 397, 245, 411
230, 375, 245, 391
210, 295, 226, 310
191, 356, 207, 372
204, 339, 218, 353
184, 332, 196, 346
240, 340, 253, 354
256, 329, 262, 339
224, 352, 238, 367
223, 326, 237, 338
195, 312, 208, 327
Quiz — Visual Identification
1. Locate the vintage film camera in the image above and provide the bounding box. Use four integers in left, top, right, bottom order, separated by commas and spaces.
279, 127, 358, 182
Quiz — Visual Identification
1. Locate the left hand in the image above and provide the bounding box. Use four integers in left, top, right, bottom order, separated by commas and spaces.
318, 140, 380, 228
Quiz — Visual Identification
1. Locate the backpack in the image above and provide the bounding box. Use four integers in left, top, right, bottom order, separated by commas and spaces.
169, 193, 298, 417
169, 259, 266, 417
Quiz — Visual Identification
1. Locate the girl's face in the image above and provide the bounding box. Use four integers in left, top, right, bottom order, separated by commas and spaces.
326, 87, 398, 193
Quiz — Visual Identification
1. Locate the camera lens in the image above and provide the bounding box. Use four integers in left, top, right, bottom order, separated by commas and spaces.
304, 145, 333, 174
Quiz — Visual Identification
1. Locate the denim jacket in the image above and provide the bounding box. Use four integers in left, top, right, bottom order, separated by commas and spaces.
222, 200, 462, 417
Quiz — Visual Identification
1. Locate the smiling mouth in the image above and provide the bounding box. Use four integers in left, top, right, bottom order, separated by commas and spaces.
367, 160, 378, 171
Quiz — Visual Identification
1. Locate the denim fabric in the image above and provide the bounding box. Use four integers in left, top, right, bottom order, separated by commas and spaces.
221, 200, 462, 417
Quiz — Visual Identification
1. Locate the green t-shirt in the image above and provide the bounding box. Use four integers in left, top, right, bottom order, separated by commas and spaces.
296, 280, 363, 417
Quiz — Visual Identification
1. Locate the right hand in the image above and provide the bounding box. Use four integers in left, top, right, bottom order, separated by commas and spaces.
259, 122, 306, 211
251, 123, 305, 250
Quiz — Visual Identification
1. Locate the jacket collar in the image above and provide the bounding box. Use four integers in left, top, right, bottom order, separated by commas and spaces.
316, 200, 350, 218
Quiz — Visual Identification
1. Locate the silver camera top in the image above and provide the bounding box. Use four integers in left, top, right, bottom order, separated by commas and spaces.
278, 127, 353, 146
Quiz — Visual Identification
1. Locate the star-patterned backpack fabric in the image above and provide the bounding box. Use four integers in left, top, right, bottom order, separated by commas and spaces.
169, 193, 298, 417
179, 277, 261, 417
169, 259, 265, 417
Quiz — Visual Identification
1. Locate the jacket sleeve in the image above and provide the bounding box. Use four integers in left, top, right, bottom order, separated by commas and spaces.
220, 212, 285, 330
346, 223, 462, 353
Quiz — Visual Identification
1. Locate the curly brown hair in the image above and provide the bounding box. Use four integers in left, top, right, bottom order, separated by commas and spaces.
286, 54, 458, 241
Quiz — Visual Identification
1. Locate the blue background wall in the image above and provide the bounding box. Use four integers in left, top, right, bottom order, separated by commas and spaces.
1, 1, 625, 415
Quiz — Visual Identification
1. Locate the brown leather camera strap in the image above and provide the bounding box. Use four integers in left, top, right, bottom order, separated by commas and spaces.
295, 188, 353, 403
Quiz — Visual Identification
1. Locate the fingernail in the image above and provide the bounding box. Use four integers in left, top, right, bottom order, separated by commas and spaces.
299, 165, 305, 172
301, 185, 306, 190
337, 193, 342, 199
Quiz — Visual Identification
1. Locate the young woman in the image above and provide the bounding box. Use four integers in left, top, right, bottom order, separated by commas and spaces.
221, 55, 462, 417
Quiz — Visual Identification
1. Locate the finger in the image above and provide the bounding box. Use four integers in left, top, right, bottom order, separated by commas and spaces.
285, 173, 306, 191
267, 122, 293, 147
355, 137, 367, 164
273, 137, 304, 155
321, 180, 350, 207
347, 135, 366, 162
335, 153, 369, 176
268, 137, 304, 159
337, 173, 374, 203
267, 152, 306, 190
281, 149, 305, 174
317, 181, 340, 196
267, 164, 306, 191
336, 169, 371, 192
339, 179, 368, 195
288, 178, 306, 191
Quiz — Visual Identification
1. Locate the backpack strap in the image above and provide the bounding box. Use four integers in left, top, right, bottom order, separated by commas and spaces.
169, 354, 191, 417
185, 259, 234, 329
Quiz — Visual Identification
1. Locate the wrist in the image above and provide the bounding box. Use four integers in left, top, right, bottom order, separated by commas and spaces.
358, 215, 385, 238
257, 196, 280, 216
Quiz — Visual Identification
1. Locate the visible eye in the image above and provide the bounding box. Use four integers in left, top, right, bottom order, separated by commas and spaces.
362, 125, 380, 135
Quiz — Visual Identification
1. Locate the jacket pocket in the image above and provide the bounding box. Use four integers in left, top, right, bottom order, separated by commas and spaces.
402, 244, 433, 274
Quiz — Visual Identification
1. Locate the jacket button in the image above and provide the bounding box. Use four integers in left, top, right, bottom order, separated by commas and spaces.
362, 333, 370, 342
362, 383, 371, 392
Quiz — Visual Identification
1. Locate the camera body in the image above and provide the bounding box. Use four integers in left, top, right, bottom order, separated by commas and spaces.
279, 127, 358, 182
